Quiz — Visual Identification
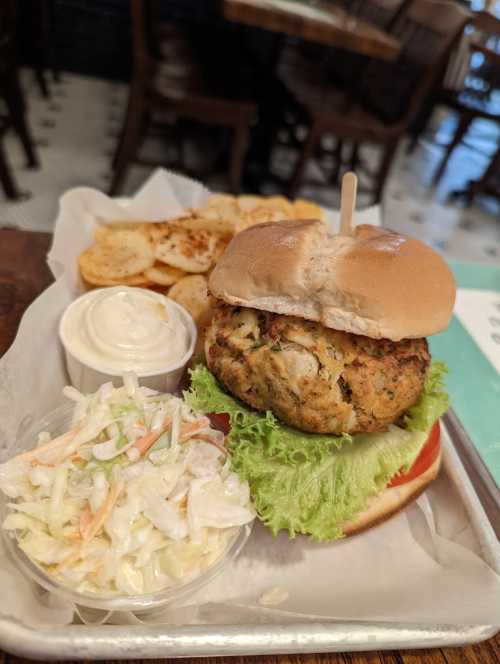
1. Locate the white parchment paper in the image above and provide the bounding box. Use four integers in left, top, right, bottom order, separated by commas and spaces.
0, 169, 499, 630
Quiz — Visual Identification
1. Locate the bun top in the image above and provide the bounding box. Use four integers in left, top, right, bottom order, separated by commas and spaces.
208, 220, 456, 341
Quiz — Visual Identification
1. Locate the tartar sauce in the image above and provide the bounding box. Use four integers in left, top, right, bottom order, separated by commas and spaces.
61, 287, 191, 374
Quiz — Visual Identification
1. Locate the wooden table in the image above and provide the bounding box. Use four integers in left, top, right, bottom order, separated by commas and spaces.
0, 228, 498, 664
223, 0, 401, 60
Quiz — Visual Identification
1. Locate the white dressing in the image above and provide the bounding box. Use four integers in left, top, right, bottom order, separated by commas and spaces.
61, 287, 190, 374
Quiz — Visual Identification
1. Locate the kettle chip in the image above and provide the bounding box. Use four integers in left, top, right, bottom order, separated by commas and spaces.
80, 268, 153, 288
168, 274, 211, 324
144, 263, 187, 287
155, 226, 219, 273
79, 229, 155, 280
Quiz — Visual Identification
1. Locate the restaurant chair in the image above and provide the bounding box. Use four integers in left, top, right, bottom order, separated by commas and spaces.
453, 141, 500, 205
346, 0, 408, 30
278, 0, 408, 91
278, 0, 469, 203
109, 0, 257, 195
408, 10, 499, 156
27, 0, 60, 98
0, 124, 21, 200
431, 12, 500, 186
0, 0, 39, 200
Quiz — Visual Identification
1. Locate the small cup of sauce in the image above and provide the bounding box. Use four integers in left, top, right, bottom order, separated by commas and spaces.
59, 286, 197, 393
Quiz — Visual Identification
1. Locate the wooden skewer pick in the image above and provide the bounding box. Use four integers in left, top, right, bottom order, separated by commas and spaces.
340, 172, 357, 235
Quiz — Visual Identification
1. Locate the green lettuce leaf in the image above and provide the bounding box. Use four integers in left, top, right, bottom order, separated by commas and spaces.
187, 363, 449, 541
404, 361, 449, 433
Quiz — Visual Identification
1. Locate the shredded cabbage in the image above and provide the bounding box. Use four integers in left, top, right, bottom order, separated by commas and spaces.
0, 378, 255, 596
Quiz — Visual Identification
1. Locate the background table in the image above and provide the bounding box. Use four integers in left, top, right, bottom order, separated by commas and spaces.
223, 0, 401, 59
0, 228, 498, 664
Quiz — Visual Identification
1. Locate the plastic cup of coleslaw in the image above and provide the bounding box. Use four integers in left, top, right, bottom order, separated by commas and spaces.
0, 396, 253, 613
59, 287, 197, 395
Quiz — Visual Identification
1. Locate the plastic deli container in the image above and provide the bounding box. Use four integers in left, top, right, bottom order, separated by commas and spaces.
59, 288, 197, 394
0, 403, 252, 613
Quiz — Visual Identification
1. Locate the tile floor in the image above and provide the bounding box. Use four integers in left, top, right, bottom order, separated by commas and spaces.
0, 70, 498, 266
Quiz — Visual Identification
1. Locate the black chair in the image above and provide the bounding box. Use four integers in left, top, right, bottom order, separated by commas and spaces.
0, 0, 40, 199
109, 0, 257, 195
277, 0, 469, 202
431, 11, 500, 186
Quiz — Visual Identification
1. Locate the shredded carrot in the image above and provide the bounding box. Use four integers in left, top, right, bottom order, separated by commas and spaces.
18, 428, 79, 462
133, 417, 172, 456
79, 505, 93, 538
82, 480, 124, 543
179, 417, 211, 443
55, 548, 82, 573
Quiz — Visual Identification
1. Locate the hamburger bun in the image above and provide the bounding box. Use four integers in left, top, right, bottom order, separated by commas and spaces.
342, 449, 442, 536
209, 221, 456, 341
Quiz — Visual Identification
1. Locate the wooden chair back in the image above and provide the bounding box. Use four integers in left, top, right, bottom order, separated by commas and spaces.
359, 0, 469, 125
472, 9, 500, 40
349, 0, 407, 30
129, 0, 156, 80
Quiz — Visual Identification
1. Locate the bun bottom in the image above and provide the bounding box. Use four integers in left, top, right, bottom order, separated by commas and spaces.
342, 450, 442, 536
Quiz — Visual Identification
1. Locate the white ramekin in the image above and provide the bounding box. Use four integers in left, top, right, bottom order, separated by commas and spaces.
59, 289, 197, 394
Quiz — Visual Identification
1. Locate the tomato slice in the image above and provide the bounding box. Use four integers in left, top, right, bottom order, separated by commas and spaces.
388, 421, 441, 488
207, 412, 231, 435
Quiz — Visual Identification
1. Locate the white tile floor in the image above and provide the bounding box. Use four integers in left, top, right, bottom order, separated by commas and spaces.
0, 70, 499, 266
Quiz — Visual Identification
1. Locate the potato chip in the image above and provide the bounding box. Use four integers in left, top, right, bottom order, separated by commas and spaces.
168, 274, 211, 324
293, 199, 326, 222
245, 206, 290, 227
155, 226, 218, 273
79, 229, 155, 280
202, 193, 237, 213
149, 222, 173, 244
234, 196, 296, 232
197, 194, 241, 233
94, 223, 152, 244
236, 195, 264, 213
263, 196, 295, 217
212, 234, 232, 264
176, 214, 237, 235
144, 263, 186, 286
80, 267, 153, 288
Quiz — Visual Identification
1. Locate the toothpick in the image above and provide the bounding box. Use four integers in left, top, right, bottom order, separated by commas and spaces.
340, 172, 357, 235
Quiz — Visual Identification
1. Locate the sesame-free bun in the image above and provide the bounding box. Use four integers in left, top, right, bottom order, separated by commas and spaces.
209, 221, 456, 341
342, 449, 441, 536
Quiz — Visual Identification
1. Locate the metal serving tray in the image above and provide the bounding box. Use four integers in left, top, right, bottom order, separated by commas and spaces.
0, 418, 498, 660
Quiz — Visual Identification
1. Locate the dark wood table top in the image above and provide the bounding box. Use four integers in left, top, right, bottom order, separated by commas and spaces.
0, 228, 498, 664
223, 0, 401, 60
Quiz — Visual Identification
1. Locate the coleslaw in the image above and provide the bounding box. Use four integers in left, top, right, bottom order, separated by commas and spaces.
0, 374, 255, 596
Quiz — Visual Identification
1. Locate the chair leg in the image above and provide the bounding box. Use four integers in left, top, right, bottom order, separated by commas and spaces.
432, 112, 473, 186
3, 73, 40, 168
331, 138, 344, 187
0, 139, 22, 200
111, 91, 134, 171
406, 96, 436, 155
349, 142, 359, 172
228, 122, 250, 195
288, 119, 322, 199
111, 81, 144, 171
108, 96, 145, 196
374, 141, 398, 205
34, 67, 50, 99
